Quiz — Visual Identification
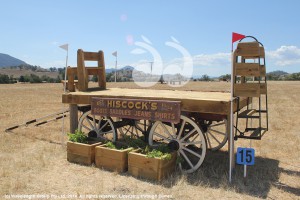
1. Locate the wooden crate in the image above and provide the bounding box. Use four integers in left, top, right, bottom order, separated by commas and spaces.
128, 150, 177, 181
67, 141, 102, 165
95, 144, 133, 173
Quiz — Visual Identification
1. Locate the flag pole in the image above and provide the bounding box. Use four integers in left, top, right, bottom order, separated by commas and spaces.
115, 56, 117, 82
112, 51, 118, 82
229, 50, 234, 183
230, 32, 246, 183
59, 44, 69, 147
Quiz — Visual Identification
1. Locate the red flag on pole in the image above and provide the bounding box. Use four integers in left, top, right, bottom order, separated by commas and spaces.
232, 32, 246, 43
232, 32, 246, 52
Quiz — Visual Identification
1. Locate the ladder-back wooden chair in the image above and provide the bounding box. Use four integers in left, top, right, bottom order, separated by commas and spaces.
67, 49, 106, 92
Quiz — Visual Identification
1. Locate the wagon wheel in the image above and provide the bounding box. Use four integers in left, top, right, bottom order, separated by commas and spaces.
78, 110, 117, 142
115, 118, 152, 141
205, 119, 228, 151
149, 115, 207, 173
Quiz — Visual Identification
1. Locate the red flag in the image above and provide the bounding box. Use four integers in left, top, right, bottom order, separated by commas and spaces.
232, 32, 246, 43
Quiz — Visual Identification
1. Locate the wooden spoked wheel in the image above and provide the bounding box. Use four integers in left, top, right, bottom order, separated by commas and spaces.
205, 119, 228, 151
116, 119, 151, 141
149, 115, 207, 173
78, 111, 116, 142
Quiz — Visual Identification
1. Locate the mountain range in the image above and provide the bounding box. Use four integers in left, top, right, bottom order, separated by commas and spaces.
0, 53, 297, 80
0, 53, 27, 67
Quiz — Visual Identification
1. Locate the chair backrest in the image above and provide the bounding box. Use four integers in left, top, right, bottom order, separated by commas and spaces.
77, 49, 106, 91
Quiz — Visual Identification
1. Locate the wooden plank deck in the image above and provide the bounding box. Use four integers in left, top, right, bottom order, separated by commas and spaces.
62, 88, 248, 115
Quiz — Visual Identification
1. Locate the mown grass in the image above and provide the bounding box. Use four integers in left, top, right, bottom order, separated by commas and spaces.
0, 81, 299, 199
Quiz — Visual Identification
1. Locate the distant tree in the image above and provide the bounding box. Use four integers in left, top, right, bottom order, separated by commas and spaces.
58, 68, 66, 79
92, 75, 98, 82
29, 74, 41, 83
49, 67, 57, 72
106, 73, 113, 82
31, 66, 38, 71
200, 74, 210, 81
0, 74, 10, 83
19, 75, 25, 82
56, 75, 61, 83
219, 74, 231, 81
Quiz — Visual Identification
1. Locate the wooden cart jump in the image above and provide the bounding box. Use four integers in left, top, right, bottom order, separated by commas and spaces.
62, 38, 268, 174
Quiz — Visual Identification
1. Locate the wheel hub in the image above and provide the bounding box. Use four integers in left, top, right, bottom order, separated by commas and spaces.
88, 130, 97, 138
168, 140, 180, 151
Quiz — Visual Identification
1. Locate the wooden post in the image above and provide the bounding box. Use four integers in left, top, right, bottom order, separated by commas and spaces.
69, 104, 78, 133
67, 67, 75, 92
77, 49, 88, 91
98, 50, 106, 89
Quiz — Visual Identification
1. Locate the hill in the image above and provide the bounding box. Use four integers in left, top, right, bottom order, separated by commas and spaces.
0, 53, 27, 67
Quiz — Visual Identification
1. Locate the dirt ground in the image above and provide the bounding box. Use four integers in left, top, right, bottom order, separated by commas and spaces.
0, 81, 299, 200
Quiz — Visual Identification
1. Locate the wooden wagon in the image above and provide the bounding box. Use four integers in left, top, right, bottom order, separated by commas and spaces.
62, 38, 268, 174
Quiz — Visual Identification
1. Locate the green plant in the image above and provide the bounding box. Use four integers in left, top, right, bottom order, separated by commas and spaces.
143, 144, 172, 160
68, 130, 88, 143
105, 141, 116, 149
105, 141, 126, 150
123, 135, 147, 149
176, 155, 184, 164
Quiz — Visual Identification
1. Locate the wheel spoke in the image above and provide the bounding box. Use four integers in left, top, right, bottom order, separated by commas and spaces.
93, 115, 96, 129
209, 122, 225, 127
161, 122, 174, 139
182, 147, 202, 158
122, 126, 131, 135
209, 128, 226, 136
86, 117, 94, 130
154, 132, 171, 142
178, 151, 182, 170
171, 123, 175, 135
180, 128, 196, 141
98, 120, 109, 132
134, 126, 139, 137
97, 117, 102, 130
101, 129, 114, 135
208, 131, 221, 144
177, 119, 186, 139
182, 141, 202, 146
206, 133, 212, 149
82, 124, 91, 131
179, 149, 194, 169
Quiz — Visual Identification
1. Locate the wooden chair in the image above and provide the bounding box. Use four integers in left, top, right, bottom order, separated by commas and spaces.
67, 49, 106, 92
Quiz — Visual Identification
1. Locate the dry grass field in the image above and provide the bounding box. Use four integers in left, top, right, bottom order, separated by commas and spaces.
0, 81, 299, 200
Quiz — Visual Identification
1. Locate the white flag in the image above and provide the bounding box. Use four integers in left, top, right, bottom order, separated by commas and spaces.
112, 51, 117, 57
59, 44, 69, 51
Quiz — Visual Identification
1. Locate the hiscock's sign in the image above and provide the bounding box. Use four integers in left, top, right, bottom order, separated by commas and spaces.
91, 98, 181, 123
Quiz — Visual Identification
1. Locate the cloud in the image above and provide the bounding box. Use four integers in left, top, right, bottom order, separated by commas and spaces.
193, 52, 231, 67
126, 45, 300, 76
266, 45, 300, 66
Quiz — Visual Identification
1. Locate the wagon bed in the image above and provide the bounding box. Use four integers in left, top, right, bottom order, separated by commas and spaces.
62, 88, 248, 116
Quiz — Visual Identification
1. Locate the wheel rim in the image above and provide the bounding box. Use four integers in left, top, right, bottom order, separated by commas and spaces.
149, 115, 206, 173
205, 119, 228, 151
78, 111, 116, 142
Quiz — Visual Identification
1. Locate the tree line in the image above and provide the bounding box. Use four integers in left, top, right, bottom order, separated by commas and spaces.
0, 74, 62, 84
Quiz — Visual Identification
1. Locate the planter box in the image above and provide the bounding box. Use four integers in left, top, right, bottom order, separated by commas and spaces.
67, 141, 102, 165
128, 150, 177, 181
95, 143, 133, 173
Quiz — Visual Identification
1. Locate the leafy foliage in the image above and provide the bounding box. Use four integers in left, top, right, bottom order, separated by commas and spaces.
143, 144, 172, 160
122, 135, 147, 149
68, 130, 88, 144
104, 141, 126, 150
105, 141, 117, 149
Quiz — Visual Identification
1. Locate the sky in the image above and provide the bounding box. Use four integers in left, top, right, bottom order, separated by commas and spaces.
1, 0, 300, 77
